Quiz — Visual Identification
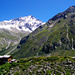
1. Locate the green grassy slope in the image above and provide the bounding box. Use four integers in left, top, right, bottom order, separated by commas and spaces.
11, 6, 75, 59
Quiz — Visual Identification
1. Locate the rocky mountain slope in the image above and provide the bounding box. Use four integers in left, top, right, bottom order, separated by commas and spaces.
0, 16, 44, 55
11, 6, 75, 58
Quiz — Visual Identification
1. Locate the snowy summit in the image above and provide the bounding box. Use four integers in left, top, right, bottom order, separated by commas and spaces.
0, 15, 44, 32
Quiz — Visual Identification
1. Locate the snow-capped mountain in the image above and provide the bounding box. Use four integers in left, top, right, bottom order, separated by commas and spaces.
0, 15, 44, 32
0, 15, 45, 54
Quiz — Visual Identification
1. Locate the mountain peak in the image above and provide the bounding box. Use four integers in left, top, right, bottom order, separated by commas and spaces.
66, 6, 75, 13
0, 15, 44, 32
28, 15, 34, 18
48, 6, 75, 22
69, 6, 75, 9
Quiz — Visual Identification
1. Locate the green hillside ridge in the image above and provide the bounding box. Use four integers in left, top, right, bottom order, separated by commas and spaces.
8, 6, 75, 59
10, 6, 75, 59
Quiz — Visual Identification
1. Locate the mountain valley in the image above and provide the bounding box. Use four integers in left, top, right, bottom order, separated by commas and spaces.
0, 6, 75, 75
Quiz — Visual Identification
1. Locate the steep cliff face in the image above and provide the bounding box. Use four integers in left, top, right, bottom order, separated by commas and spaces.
11, 6, 75, 58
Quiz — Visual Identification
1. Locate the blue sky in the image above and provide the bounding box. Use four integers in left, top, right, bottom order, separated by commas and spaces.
0, 0, 75, 22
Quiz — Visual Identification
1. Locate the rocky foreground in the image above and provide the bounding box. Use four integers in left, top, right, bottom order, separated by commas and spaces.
0, 56, 75, 75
